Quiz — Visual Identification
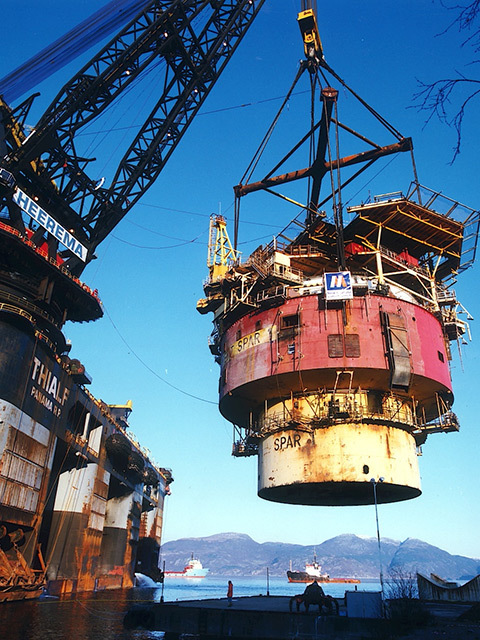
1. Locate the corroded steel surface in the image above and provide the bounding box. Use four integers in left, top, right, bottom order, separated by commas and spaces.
0, 316, 170, 599
199, 186, 472, 506
220, 294, 451, 425
215, 293, 449, 505
258, 424, 421, 505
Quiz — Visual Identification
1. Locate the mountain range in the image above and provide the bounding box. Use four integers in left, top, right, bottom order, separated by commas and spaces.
160, 533, 480, 581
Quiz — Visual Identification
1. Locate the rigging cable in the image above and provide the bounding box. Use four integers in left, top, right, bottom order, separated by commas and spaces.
239, 65, 307, 187
77, 88, 312, 139
333, 90, 346, 270
234, 63, 307, 249
307, 70, 317, 216
104, 306, 217, 405
320, 60, 405, 140
111, 233, 204, 250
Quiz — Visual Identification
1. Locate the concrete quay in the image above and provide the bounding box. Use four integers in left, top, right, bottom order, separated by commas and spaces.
124, 594, 391, 639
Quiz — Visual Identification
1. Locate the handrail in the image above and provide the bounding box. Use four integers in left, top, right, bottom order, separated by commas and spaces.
0, 220, 102, 306
0, 291, 58, 326
0, 305, 57, 351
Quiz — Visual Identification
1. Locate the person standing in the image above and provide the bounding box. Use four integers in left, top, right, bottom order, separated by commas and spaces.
227, 580, 233, 606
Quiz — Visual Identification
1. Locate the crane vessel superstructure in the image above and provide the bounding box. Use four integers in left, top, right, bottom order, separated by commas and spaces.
0, 0, 265, 600
197, 6, 479, 506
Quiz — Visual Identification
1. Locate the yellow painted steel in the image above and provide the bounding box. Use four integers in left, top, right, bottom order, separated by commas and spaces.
0, 97, 54, 186
297, 9, 323, 61
207, 215, 239, 280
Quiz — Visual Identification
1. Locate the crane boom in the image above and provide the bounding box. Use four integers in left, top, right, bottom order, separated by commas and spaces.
0, 0, 265, 273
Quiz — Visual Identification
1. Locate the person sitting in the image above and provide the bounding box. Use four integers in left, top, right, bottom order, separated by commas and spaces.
303, 580, 325, 603
302, 580, 337, 614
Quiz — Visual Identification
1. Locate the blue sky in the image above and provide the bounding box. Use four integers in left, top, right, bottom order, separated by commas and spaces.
2, 1, 480, 561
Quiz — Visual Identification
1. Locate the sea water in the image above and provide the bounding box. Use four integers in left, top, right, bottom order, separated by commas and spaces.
0, 576, 382, 640
146, 574, 381, 602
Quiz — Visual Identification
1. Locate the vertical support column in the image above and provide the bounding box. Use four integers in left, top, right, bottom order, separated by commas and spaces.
46, 463, 106, 592
100, 486, 143, 587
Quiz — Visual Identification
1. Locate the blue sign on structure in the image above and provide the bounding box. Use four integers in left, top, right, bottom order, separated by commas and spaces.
324, 271, 353, 300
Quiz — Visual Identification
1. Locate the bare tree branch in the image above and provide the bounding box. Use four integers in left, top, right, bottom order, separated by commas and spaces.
414, 1, 480, 161
414, 75, 480, 161
439, 0, 480, 51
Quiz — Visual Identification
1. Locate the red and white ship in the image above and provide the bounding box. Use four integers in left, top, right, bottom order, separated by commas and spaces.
164, 555, 209, 579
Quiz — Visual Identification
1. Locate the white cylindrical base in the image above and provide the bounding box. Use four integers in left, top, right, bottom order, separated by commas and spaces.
258, 424, 421, 505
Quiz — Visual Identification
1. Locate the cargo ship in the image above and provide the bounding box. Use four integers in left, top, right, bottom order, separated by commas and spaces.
0, 224, 172, 602
164, 555, 209, 579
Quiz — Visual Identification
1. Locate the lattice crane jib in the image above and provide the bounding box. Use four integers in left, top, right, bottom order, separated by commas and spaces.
0, 0, 265, 275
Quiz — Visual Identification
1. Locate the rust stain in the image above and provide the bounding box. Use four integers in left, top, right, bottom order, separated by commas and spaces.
385, 431, 392, 458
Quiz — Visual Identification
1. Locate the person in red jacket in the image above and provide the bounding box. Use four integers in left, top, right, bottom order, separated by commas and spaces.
227, 580, 233, 606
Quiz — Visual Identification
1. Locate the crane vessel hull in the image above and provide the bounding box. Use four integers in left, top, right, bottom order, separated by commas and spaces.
0, 229, 171, 601
0, 0, 270, 602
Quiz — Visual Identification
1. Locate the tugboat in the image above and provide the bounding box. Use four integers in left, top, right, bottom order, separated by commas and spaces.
287, 554, 329, 583
287, 554, 360, 584
164, 555, 209, 579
